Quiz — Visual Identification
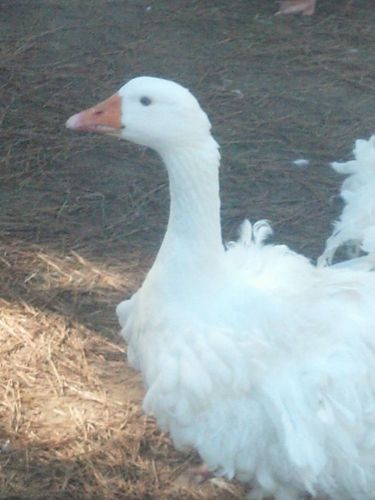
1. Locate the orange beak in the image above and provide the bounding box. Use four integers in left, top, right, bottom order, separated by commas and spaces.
66, 93, 122, 134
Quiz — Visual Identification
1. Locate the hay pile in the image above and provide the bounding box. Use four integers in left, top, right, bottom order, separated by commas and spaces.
0, 241, 244, 498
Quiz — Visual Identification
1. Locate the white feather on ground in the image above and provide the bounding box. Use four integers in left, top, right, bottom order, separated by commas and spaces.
275, 0, 317, 16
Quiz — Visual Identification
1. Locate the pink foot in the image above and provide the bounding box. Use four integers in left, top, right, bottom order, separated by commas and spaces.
189, 463, 215, 483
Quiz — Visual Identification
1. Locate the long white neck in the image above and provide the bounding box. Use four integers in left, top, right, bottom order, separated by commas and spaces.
155, 137, 224, 267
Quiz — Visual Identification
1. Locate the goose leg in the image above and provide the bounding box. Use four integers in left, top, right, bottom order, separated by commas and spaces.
188, 462, 215, 483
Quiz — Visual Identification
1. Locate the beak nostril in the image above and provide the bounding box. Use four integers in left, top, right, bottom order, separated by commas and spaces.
69, 93, 121, 132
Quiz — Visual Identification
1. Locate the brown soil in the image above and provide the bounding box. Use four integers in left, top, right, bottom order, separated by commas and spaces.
1, 0, 375, 498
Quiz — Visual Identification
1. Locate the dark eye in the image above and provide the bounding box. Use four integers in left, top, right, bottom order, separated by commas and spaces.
140, 96, 152, 106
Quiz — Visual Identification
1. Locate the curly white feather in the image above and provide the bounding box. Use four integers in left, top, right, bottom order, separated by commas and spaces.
318, 136, 375, 266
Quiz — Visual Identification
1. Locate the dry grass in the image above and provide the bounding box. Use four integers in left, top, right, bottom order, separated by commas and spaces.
1, 0, 375, 498
0, 241, 244, 498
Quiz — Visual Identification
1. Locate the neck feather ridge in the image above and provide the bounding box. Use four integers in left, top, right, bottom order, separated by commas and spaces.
158, 138, 223, 260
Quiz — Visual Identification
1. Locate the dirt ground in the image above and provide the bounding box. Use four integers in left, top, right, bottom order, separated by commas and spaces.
1, 0, 375, 498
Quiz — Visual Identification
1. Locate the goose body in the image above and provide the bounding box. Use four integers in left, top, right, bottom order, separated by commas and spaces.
318, 136, 375, 267
67, 77, 375, 499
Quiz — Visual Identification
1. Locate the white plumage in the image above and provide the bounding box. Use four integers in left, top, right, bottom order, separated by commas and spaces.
67, 77, 375, 499
318, 136, 375, 267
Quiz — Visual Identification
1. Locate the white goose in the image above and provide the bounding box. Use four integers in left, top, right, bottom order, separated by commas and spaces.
318, 136, 375, 267
67, 76, 375, 500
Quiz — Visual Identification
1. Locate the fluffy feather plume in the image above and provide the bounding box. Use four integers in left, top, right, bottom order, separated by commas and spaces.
318, 136, 375, 267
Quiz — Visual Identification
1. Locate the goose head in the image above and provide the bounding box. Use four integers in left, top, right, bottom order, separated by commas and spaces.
66, 76, 213, 154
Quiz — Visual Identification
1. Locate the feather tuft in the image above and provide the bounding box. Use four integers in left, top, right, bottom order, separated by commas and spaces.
318, 135, 375, 266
